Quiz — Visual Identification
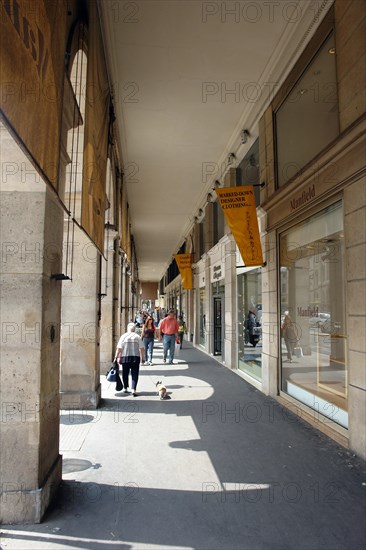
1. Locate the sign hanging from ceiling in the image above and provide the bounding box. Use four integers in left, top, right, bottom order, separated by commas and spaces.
175, 254, 193, 290
216, 186, 263, 267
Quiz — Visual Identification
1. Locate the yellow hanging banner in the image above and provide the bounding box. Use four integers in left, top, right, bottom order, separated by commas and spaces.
216, 186, 263, 266
175, 254, 193, 290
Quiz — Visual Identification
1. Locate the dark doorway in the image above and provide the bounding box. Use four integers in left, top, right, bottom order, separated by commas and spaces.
213, 296, 223, 356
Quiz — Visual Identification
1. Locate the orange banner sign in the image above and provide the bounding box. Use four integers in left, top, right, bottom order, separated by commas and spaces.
175, 254, 193, 290
216, 186, 263, 266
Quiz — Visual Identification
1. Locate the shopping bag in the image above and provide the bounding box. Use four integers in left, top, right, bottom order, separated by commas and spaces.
175, 342, 180, 356
293, 346, 303, 358
106, 361, 119, 382
115, 371, 123, 391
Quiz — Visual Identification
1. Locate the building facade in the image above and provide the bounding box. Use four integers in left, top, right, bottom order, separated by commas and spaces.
0, 0, 140, 523
162, 0, 366, 459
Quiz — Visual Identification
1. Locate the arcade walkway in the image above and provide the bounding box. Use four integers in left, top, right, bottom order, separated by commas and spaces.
1, 344, 365, 550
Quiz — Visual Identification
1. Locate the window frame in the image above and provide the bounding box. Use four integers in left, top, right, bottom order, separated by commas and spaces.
273, 6, 338, 190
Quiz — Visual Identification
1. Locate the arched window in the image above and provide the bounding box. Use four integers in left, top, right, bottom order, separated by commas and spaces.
59, 23, 87, 277
65, 44, 87, 225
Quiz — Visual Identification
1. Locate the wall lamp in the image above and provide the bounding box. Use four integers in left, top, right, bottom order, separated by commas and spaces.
207, 192, 213, 202
50, 273, 71, 281
214, 180, 222, 188
227, 153, 236, 166
240, 129, 250, 144
105, 222, 117, 230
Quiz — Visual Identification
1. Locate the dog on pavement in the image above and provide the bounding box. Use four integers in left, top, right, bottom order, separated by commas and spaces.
156, 381, 167, 400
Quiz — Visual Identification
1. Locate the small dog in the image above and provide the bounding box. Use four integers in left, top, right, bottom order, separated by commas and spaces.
156, 381, 167, 400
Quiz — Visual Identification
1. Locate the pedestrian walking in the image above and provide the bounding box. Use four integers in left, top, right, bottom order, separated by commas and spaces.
281, 310, 297, 362
246, 309, 260, 347
135, 310, 144, 327
177, 315, 186, 349
142, 315, 157, 365
158, 309, 179, 364
114, 323, 145, 396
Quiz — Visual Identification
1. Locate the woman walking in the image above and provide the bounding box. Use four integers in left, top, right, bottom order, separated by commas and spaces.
142, 315, 157, 365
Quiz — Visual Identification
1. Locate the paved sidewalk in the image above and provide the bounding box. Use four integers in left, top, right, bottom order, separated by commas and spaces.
1, 343, 365, 550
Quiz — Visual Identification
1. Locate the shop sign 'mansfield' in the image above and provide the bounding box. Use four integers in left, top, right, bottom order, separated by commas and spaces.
290, 184, 315, 211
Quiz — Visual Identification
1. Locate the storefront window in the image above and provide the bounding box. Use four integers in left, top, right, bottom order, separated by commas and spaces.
276, 32, 339, 187
237, 268, 262, 381
280, 202, 347, 427
199, 287, 205, 345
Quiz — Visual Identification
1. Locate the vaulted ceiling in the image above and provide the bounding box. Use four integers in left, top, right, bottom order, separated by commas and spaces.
99, 0, 332, 281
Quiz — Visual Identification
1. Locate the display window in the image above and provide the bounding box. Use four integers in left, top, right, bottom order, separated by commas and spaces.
275, 32, 339, 187
237, 268, 262, 381
280, 202, 347, 427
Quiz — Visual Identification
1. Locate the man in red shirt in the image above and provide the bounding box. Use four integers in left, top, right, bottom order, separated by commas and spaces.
158, 309, 179, 364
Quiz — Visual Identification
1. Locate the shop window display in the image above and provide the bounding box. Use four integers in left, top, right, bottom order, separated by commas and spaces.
280, 202, 347, 427
237, 268, 262, 381
276, 32, 339, 187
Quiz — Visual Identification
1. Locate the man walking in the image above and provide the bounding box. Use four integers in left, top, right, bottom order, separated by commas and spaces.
114, 323, 145, 396
158, 309, 179, 364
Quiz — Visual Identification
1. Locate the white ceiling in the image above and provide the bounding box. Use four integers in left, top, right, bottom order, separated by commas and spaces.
99, 0, 333, 281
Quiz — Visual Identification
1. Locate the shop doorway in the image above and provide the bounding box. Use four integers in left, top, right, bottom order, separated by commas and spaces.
213, 296, 223, 356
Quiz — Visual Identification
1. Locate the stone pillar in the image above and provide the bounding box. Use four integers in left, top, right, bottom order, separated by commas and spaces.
120, 260, 127, 333
188, 289, 194, 342
112, 246, 122, 351
60, 225, 101, 409
100, 233, 118, 371
204, 256, 212, 354
0, 124, 63, 523
261, 230, 278, 396
344, 175, 366, 459
224, 236, 237, 368
126, 270, 133, 324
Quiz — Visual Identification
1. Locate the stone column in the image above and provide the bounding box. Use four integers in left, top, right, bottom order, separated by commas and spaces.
224, 236, 237, 368
0, 124, 63, 523
100, 232, 118, 371
60, 225, 101, 409
188, 289, 194, 342
112, 245, 122, 351
204, 256, 212, 354
120, 260, 127, 333
261, 230, 278, 396
344, 176, 366, 459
